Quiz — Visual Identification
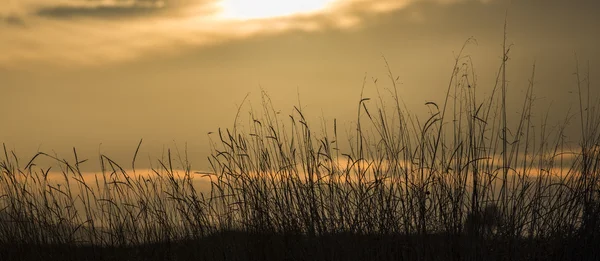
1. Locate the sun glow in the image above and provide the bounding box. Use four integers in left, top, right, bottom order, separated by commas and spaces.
216, 0, 339, 20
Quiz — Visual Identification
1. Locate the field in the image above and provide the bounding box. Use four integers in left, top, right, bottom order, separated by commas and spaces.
1, 38, 599, 261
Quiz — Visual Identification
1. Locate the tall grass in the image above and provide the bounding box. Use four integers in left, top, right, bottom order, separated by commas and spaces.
1, 39, 599, 260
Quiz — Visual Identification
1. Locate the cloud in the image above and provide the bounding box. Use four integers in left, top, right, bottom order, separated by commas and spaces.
1, 15, 26, 26
36, 0, 167, 19
0, 0, 201, 19
0, 0, 495, 69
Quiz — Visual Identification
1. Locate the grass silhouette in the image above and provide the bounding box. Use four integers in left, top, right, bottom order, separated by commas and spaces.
1, 35, 599, 260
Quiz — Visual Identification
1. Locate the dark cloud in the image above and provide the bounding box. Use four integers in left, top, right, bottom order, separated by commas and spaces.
2, 15, 26, 26
36, 0, 167, 19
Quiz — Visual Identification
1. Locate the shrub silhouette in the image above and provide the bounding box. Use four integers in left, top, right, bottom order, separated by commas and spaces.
464, 203, 503, 238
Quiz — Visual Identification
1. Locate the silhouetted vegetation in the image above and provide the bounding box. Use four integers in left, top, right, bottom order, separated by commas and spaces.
1, 35, 599, 260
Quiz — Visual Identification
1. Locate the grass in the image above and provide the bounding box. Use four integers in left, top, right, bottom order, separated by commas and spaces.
1, 36, 599, 260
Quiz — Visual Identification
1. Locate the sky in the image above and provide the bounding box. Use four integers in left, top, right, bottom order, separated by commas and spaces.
1, 0, 599, 172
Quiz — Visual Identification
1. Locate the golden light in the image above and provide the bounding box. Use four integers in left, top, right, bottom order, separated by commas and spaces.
215, 0, 339, 20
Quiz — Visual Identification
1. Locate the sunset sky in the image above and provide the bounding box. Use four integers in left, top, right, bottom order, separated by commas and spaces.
1, 0, 599, 172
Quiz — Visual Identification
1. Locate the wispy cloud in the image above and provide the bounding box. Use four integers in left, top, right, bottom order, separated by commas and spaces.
0, 0, 493, 69
1, 14, 25, 26
35, 0, 167, 19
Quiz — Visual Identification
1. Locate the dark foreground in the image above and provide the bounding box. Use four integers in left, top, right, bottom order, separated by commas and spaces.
1, 231, 598, 261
